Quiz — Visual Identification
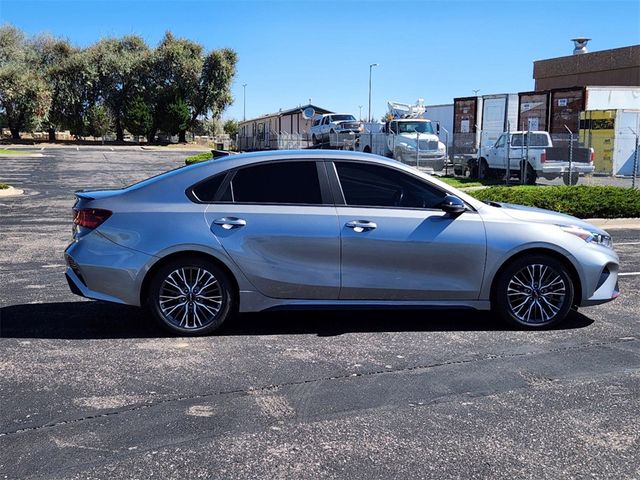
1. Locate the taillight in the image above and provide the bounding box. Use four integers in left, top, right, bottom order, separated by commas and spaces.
73, 208, 112, 229
590, 150, 595, 163
540, 150, 546, 163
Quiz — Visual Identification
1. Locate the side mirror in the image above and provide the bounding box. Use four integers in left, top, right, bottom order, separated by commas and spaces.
436, 122, 441, 135
440, 194, 466, 215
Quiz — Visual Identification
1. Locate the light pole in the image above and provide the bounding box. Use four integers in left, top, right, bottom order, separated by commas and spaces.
242, 83, 247, 121
358, 105, 363, 121
368, 63, 378, 122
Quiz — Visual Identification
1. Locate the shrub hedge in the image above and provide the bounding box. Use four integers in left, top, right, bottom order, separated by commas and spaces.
469, 185, 640, 219
0, 183, 8, 189
185, 151, 213, 165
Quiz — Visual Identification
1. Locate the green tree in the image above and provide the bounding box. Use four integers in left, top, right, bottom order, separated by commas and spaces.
90, 36, 149, 141
86, 104, 113, 141
0, 25, 51, 139
32, 34, 74, 141
222, 118, 238, 137
54, 49, 98, 138
147, 32, 237, 143
123, 95, 152, 138
160, 98, 190, 136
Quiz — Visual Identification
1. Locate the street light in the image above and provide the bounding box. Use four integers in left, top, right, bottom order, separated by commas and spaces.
368, 63, 378, 122
242, 83, 247, 121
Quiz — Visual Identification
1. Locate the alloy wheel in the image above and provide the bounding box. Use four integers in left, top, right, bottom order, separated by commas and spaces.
158, 267, 223, 330
506, 264, 566, 325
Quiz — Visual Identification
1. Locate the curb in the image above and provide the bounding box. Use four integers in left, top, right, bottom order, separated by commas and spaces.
586, 218, 640, 230
0, 186, 24, 197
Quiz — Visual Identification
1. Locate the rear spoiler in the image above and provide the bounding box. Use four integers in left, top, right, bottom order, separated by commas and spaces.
74, 191, 95, 201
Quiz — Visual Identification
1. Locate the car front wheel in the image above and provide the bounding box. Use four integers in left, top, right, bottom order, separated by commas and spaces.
147, 257, 233, 336
494, 255, 574, 329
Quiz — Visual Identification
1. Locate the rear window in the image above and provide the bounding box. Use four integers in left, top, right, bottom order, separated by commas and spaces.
511, 133, 549, 147
192, 173, 226, 202
231, 161, 323, 204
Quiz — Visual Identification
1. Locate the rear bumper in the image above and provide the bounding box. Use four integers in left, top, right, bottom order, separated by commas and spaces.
541, 163, 594, 174
64, 231, 155, 306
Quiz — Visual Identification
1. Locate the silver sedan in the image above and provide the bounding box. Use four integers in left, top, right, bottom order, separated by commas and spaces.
65, 150, 620, 335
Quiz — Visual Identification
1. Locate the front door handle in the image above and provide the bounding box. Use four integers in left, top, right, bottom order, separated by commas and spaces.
213, 217, 247, 229
345, 220, 377, 233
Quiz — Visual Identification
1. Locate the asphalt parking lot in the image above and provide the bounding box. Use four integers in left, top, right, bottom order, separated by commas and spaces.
1, 146, 639, 479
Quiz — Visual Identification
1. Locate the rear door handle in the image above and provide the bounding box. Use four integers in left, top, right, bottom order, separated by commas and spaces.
213, 217, 247, 229
345, 220, 377, 233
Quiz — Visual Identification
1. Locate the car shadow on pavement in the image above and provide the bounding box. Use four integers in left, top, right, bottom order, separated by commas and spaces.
0, 300, 594, 340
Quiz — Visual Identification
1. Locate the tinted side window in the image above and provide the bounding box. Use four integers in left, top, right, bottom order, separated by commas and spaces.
192, 173, 226, 202
232, 161, 322, 204
335, 162, 446, 209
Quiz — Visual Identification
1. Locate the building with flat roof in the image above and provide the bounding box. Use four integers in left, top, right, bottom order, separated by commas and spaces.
238, 104, 333, 151
533, 44, 640, 90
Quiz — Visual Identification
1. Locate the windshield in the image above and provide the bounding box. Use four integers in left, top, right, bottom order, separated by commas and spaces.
397, 121, 434, 134
331, 115, 356, 122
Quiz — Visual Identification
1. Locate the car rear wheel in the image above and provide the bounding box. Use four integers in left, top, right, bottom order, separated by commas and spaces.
524, 163, 537, 185
493, 255, 574, 329
562, 171, 579, 185
147, 257, 233, 336
478, 158, 489, 179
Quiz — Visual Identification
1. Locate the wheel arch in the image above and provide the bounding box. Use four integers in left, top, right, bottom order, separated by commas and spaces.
140, 250, 240, 307
489, 247, 582, 307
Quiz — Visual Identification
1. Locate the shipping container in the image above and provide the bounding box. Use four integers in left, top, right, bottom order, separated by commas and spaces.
579, 110, 616, 173
479, 93, 519, 154
518, 91, 550, 131
580, 108, 640, 175
549, 87, 585, 145
585, 86, 640, 111
423, 104, 454, 147
453, 96, 482, 156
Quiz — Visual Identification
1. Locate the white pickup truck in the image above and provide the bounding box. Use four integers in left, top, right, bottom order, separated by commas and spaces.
474, 131, 594, 185
357, 118, 447, 172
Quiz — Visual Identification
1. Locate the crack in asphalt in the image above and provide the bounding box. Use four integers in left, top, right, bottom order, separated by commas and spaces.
0, 336, 637, 438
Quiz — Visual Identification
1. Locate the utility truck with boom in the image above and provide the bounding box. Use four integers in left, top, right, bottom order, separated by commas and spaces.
357, 100, 447, 172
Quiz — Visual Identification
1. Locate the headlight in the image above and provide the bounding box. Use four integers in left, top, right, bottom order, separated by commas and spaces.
559, 225, 612, 248
401, 143, 416, 151
437, 143, 445, 153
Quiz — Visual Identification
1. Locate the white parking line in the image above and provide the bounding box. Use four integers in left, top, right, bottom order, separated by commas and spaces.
619, 272, 640, 276
616, 242, 640, 245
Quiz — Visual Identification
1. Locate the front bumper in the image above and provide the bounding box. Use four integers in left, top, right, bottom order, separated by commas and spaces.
575, 243, 620, 307
400, 151, 446, 170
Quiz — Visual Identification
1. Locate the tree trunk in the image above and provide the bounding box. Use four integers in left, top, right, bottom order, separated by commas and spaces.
178, 129, 187, 143
10, 127, 20, 140
147, 127, 157, 144
115, 118, 124, 142
48, 127, 56, 142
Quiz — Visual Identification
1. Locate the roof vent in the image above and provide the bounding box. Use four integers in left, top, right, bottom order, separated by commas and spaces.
571, 37, 591, 55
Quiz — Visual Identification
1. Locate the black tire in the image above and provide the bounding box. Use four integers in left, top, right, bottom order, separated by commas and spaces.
493, 254, 575, 329
311, 134, 318, 147
478, 158, 489, 179
524, 163, 537, 185
562, 171, 579, 186
469, 160, 479, 179
147, 257, 234, 336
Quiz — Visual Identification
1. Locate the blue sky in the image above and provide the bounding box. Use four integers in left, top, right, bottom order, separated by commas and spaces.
1, 0, 638, 121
